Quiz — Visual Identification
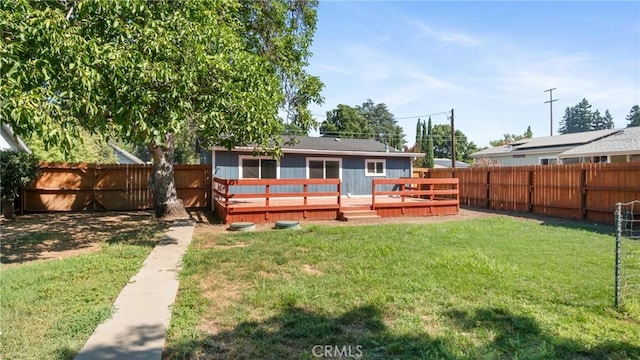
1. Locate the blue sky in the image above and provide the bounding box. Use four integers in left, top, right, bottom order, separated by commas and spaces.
306, 1, 640, 148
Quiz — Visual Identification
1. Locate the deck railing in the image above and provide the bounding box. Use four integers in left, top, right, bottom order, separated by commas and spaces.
371, 178, 459, 209
213, 177, 341, 222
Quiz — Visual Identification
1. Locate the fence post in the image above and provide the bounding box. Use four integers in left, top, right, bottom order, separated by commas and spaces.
528, 169, 534, 213
486, 170, 491, 209
580, 168, 587, 219
371, 179, 376, 208
614, 202, 622, 308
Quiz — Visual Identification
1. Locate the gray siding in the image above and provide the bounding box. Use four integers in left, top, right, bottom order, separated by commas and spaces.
212, 150, 412, 196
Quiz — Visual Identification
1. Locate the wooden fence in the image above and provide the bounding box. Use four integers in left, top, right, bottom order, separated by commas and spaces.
22, 163, 211, 212
414, 163, 640, 224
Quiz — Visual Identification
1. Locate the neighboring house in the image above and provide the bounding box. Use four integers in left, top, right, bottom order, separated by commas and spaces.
433, 158, 470, 168
208, 136, 423, 196
558, 127, 640, 164
109, 144, 146, 164
0, 123, 30, 153
470, 129, 620, 166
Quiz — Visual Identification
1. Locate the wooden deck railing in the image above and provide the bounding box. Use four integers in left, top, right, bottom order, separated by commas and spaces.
371, 178, 459, 209
213, 177, 341, 223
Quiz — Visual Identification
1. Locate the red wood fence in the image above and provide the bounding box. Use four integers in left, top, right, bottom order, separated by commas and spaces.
414, 162, 640, 223
22, 163, 211, 212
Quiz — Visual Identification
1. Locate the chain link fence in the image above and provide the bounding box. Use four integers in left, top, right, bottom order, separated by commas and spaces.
615, 201, 640, 313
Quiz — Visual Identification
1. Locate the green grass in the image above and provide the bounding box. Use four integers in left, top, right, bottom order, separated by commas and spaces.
0, 228, 164, 360
166, 217, 640, 359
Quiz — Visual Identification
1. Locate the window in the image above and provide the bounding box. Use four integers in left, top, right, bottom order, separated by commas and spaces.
239, 156, 278, 179
539, 157, 558, 165
307, 158, 341, 179
365, 159, 386, 176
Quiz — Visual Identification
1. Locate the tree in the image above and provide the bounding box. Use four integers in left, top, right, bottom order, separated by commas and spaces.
591, 109, 615, 131
319, 100, 405, 149
414, 118, 422, 153
559, 98, 594, 134
626, 105, 640, 127
431, 124, 479, 163
25, 130, 116, 163
0, 150, 40, 218
1, 0, 323, 219
489, 126, 533, 147
423, 117, 435, 168
363, 100, 405, 150
320, 104, 373, 139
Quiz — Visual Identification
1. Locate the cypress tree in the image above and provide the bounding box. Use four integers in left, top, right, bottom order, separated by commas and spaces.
415, 118, 422, 152
425, 117, 435, 168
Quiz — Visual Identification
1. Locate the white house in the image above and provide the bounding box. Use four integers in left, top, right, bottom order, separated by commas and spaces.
558, 127, 640, 164
0, 123, 30, 153
470, 129, 621, 166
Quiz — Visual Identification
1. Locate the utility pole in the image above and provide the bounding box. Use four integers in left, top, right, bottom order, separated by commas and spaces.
544, 88, 558, 136
450, 108, 456, 169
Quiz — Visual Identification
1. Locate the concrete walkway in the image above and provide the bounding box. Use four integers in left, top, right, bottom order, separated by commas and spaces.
75, 219, 195, 360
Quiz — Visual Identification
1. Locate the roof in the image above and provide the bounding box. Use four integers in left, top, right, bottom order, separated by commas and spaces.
434, 158, 470, 168
513, 129, 618, 150
559, 127, 640, 158
0, 123, 31, 153
109, 144, 146, 164
214, 136, 423, 158
471, 129, 620, 158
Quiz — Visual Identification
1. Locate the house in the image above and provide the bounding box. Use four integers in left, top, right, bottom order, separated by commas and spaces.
109, 144, 146, 164
0, 123, 30, 153
558, 127, 640, 164
209, 136, 423, 196
470, 129, 620, 166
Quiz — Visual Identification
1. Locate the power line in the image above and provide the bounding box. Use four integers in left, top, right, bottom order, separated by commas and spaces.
312, 111, 449, 120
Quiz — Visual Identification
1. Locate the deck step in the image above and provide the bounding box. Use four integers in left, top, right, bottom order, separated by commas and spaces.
339, 210, 380, 221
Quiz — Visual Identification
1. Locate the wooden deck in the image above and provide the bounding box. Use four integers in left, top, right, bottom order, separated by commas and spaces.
213, 177, 459, 224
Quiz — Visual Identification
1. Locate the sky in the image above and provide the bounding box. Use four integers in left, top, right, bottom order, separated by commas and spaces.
306, 1, 640, 148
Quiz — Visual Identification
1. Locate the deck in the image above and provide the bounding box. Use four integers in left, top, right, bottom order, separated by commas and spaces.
213, 177, 459, 224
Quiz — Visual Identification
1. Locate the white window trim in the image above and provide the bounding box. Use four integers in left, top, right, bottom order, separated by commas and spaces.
306, 157, 342, 180
364, 159, 386, 177
239, 155, 280, 179
538, 156, 559, 165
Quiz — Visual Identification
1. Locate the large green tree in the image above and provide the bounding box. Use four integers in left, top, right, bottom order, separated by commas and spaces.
320, 100, 405, 150
591, 109, 615, 131
357, 99, 405, 150
319, 104, 373, 139
626, 105, 640, 127
558, 98, 615, 134
431, 124, 479, 163
1, 0, 323, 218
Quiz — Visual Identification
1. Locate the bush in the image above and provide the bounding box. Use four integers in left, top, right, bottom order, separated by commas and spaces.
0, 149, 40, 202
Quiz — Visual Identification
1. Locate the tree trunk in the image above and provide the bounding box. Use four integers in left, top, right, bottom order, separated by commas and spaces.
148, 139, 189, 221
1, 198, 15, 219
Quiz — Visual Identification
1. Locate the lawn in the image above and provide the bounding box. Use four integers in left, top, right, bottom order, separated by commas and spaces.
166, 216, 640, 359
0, 214, 167, 360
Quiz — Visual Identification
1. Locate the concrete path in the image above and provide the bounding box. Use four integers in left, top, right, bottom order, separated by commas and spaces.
75, 219, 195, 360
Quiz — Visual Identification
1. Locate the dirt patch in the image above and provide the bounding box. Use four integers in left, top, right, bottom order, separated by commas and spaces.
301, 264, 324, 276
0, 211, 168, 266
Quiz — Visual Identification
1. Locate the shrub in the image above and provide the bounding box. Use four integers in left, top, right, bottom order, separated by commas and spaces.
0, 149, 40, 202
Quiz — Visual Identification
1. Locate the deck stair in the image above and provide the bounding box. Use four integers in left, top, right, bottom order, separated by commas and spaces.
339, 209, 380, 221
